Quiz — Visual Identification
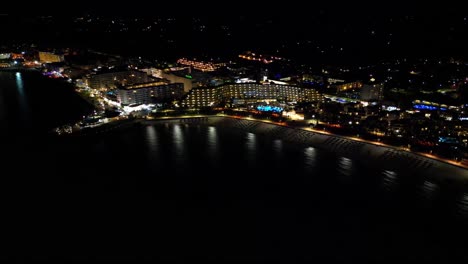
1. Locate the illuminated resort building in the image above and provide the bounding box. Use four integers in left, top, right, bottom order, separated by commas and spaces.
85, 70, 152, 90
38, 52, 64, 63
177, 58, 226, 72
331, 79, 384, 102
117, 81, 184, 105
332, 81, 363, 92
181, 83, 323, 108
182, 87, 219, 108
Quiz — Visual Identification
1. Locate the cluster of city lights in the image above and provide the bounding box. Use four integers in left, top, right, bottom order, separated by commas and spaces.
177, 58, 225, 72
238, 52, 285, 64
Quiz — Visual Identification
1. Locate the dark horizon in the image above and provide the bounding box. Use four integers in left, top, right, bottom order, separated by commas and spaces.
2, 5, 468, 65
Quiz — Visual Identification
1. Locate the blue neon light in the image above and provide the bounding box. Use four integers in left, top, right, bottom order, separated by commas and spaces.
257, 105, 283, 113
413, 104, 448, 111
413, 104, 438, 110
439, 137, 459, 144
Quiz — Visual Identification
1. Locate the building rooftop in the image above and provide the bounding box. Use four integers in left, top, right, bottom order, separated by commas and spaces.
121, 80, 170, 90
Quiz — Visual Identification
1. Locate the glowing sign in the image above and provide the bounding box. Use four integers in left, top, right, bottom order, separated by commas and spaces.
413, 104, 447, 111
413, 104, 438, 110
438, 137, 459, 144
257, 105, 283, 113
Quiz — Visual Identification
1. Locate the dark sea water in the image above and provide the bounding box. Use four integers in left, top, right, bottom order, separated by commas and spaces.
0, 71, 92, 138
1, 71, 468, 262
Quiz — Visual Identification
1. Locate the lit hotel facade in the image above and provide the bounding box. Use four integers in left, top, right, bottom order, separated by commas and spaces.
117, 81, 184, 105
182, 83, 323, 108
38, 52, 64, 63
85, 70, 152, 90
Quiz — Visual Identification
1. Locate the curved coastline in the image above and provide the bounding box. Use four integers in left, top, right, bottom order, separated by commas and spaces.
139, 116, 468, 183
61, 115, 468, 183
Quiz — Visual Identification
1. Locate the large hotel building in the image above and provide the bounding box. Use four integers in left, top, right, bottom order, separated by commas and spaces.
85, 70, 152, 90
117, 81, 184, 105
38, 52, 65, 63
182, 83, 323, 108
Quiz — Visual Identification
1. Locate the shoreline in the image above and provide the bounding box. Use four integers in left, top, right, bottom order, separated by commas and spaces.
58, 115, 468, 181
143, 115, 468, 169
141, 116, 468, 182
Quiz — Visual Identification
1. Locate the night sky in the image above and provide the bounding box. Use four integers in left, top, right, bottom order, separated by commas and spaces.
2, 3, 468, 65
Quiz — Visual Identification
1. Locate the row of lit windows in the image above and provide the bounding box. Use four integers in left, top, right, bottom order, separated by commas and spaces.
182, 85, 322, 106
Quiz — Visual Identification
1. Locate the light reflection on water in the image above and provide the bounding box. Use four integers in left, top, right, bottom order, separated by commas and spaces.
172, 124, 185, 161
418, 180, 439, 201
272, 139, 283, 160
304, 146, 317, 170
337, 156, 353, 177
16, 72, 24, 95
145, 125, 159, 158
245, 132, 257, 165
207, 126, 218, 160
15, 72, 29, 122
457, 193, 468, 217
381, 170, 399, 191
